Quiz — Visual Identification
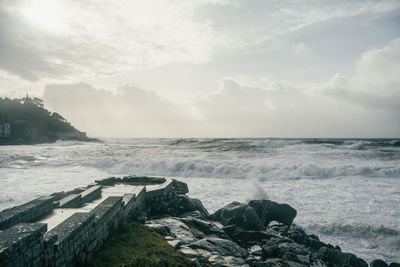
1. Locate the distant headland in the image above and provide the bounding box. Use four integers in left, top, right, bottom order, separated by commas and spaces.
0, 95, 96, 145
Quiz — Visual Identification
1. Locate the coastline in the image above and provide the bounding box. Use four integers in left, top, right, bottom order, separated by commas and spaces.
0, 176, 398, 267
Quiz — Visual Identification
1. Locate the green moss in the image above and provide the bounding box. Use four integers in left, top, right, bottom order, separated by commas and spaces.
87, 222, 198, 267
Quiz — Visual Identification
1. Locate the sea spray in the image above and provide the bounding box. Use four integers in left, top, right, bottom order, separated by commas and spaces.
245, 180, 269, 202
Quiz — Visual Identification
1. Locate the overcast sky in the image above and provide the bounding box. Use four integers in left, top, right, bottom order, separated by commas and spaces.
1, 0, 399, 137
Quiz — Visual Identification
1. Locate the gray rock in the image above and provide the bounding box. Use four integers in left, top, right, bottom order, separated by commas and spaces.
172, 179, 189, 194
179, 216, 228, 239
262, 241, 280, 258
95, 176, 120, 185
223, 224, 276, 247
252, 258, 288, 267
286, 261, 308, 267
148, 217, 198, 245
269, 222, 289, 236
179, 246, 198, 256
167, 239, 181, 248
370, 259, 389, 267
208, 254, 249, 267
123, 175, 166, 185
248, 199, 297, 227
188, 237, 248, 258
176, 195, 209, 218
250, 245, 263, 256
211, 202, 264, 231
278, 242, 310, 265
316, 247, 368, 267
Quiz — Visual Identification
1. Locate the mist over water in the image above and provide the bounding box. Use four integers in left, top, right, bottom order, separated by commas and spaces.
0, 138, 399, 263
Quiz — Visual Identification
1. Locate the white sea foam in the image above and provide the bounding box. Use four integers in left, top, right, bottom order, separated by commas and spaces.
0, 138, 399, 263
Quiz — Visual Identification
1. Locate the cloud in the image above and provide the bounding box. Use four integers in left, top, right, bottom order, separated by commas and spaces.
0, 5, 60, 81
43, 83, 195, 137
327, 39, 400, 111
191, 78, 395, 138
0, 0, 227, 81
1, 0, 399, 84
42, 71, 400, 138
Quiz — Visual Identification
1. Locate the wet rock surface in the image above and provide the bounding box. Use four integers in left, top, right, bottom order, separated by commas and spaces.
146, 196, 375, 267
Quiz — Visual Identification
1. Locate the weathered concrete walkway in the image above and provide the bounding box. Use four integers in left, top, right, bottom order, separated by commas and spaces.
0, 176, 181, 267
38, 184, 145, 230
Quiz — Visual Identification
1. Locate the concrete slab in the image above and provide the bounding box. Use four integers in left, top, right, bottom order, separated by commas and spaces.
39, 184, 144, 231
146, 178, 173, 192
81, 185, 102, 203
58, 194, 81, 208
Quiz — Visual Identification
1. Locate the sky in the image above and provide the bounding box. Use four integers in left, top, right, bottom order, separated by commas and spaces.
0, 0, 400, 138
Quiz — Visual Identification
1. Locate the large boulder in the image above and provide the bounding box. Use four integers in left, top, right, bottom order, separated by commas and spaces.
176, 195, 209, 218
223, 225, 279, 247
316, 247, 368, 267
210, 202, 264, 231
370, 259, 389, 267
248, 199, 297, 226
172, 179, 189, 194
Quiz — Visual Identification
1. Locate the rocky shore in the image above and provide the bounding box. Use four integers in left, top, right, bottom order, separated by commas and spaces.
1, 176, 398, 267
146, 181, 399, 267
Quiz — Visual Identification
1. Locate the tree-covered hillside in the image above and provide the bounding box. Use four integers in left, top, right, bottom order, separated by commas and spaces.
0, 96, 89, 144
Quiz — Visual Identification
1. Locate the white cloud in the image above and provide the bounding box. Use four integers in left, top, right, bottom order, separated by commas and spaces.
0, 0, 229, 81
43, 83, 196, 138
327, 39, 400, 111
2, 0, 399, 84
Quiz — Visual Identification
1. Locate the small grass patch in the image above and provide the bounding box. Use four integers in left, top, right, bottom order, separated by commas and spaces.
87, 222, 198, 267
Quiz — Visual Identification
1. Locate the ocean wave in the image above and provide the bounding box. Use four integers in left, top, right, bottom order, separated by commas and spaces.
313, 223, 400, 238
168, 138, 400, 150
1, 138, 400, 180
309, 223, 400, 250
77, 155, 400, 180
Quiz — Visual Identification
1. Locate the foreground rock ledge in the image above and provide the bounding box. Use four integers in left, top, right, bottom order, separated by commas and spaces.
0, 175, 398, 267
148, 200, 370, 267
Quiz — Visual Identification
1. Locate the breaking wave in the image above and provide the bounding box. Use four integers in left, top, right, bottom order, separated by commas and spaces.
1, 138, 400, 180
312, 223, 400, 241
306, 223, 400, 263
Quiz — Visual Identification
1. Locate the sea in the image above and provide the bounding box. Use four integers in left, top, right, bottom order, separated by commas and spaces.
0, 138, 399, 263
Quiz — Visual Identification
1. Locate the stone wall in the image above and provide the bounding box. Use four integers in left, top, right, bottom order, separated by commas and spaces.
0, 176, 182, 267
0, 196, 56, 230
145, 178, 178, 216
0, 223, 47, 267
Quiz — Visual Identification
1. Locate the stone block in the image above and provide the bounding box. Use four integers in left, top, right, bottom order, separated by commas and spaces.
80, 185, 102, 203
89, 196, 123, 225
0, 196, 55, 230
58, 194, 82, 208
95, 177, 121, 186
123, 175, 166, 185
